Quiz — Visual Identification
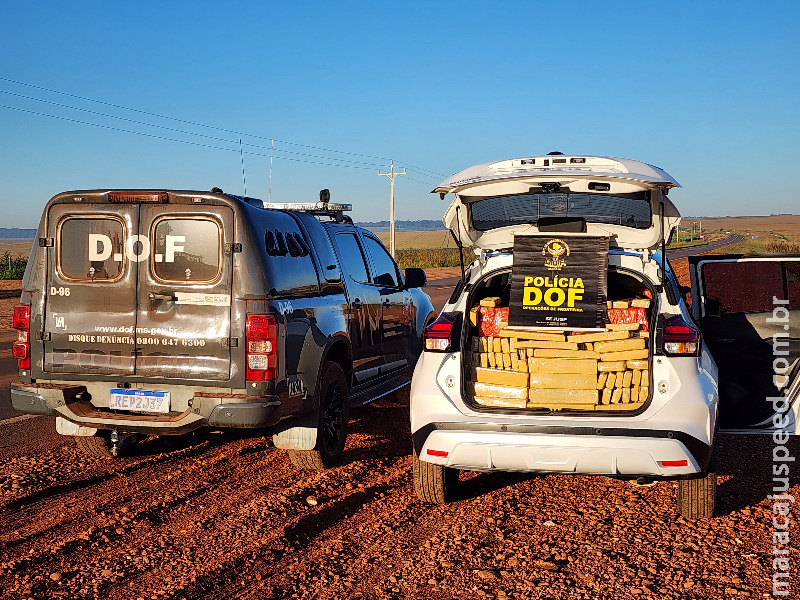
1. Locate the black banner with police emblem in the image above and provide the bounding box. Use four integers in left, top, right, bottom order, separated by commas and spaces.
508, 235, 609, 330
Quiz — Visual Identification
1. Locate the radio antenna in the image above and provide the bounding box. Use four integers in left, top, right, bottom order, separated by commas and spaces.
269, 138, 274, 204
239, 138, 247, 197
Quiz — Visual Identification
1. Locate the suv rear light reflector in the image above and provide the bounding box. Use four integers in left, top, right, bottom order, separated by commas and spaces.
427, 449, 449, 458
658, 459, 688, 468
12, 305, 31, 370
662, 315, 700, 356
424, 313, 456, 352
246, 314, 277, 381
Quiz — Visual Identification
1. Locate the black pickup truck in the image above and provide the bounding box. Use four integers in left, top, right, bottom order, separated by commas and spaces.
10, 189, 436, 469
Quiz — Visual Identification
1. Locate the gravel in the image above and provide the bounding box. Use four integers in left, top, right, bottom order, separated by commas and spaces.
0, 266, 795, 599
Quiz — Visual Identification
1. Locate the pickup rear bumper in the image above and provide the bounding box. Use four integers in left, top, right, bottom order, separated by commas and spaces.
11, 383, 281, 435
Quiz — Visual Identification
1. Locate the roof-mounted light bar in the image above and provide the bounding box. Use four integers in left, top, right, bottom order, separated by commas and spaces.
265, 202, 351, 212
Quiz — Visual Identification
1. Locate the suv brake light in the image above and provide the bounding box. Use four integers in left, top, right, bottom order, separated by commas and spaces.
246, 314, 277, 381
662, 315, 700, 356
12, 305, 31, 370
424, 313, 456, 352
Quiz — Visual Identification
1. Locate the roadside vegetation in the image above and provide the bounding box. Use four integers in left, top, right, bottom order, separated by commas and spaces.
395, 248, 463, 269
0, 252, 26, 280
709, 239, 800, 255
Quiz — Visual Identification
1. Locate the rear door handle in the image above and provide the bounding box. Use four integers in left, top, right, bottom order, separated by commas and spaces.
352, 298, 362, 309
715, 336, 735, 343
149, 292, 176, 302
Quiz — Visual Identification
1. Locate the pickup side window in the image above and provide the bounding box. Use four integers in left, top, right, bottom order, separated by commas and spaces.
363, 235, 401, 288
335, 232, 370, 283
152, 217, 221, 283
58, 216, 125, 282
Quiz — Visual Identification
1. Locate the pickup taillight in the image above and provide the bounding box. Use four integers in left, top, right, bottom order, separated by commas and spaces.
246, 314, 277, 381
424, 313, 456, 352
12, 305, 31, 370
662, 315, 700, 356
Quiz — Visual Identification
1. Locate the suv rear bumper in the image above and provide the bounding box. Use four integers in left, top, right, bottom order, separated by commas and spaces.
412, 422, 711, 477
11, 383, 281, 435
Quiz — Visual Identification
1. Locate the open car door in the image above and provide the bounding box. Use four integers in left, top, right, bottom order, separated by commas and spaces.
690, 254, 800, 433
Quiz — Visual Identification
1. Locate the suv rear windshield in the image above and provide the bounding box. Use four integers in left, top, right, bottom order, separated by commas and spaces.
468, 191, 652, 231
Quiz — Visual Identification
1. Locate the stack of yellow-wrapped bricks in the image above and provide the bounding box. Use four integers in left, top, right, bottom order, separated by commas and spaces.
467, 297, 651, 411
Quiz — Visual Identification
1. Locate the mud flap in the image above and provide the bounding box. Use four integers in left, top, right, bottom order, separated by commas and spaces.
272, 409, 318, 450
56, 416, 98, 437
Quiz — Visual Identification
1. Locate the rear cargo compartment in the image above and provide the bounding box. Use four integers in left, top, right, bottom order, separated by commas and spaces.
463, 268, 653, 412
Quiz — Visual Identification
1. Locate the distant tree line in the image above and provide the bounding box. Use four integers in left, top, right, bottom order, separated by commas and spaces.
355, 220, 444, 230
0, 228, 36, 239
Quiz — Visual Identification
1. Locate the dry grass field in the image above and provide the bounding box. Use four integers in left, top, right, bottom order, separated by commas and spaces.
689, 214, 800, 240
0, 241, 33, 257
370, 230, 457, 250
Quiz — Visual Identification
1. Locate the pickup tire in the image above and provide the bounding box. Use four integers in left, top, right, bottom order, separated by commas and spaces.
287, 361, 349, 470
75, 434, 115, 459
413, 450, 458, 504
677, 463, 716, 519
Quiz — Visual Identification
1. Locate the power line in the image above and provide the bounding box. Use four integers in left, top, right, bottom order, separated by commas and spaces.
0, 77, 450, 191
0, 76, 397, 163
0, 103, 386, 172
401, 164, 448, 179
0, 89, 389, 169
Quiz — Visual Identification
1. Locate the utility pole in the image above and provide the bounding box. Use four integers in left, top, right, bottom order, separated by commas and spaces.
378, 160, 406, 257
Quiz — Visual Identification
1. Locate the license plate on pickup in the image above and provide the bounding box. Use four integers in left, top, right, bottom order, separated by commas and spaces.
109, 389, 171, 413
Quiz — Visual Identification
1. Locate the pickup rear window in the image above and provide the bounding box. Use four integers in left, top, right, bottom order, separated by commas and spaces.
468, 191, 652, 231
58, 217, 125, 281
152, 217, 221, 283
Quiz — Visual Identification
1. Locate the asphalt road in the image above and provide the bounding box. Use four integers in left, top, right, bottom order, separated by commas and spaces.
665, 234, 745, 259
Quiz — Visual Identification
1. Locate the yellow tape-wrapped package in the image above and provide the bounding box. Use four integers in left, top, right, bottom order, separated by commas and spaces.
499, 329, 566, 341
606, 323, 640, 331
533, 349, 600, 359
529, 372, 597, 389
600, 349, 649, 361
472, 367, 529, 388
528, 358, 598, 374
567, 330, 630, 343
595, 337, 646, 354
470, 382, 528, 399
474, 396, 527, 409
515, 340, 580, 350
528, 388, 598, 403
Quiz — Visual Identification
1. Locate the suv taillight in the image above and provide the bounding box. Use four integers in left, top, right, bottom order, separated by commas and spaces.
424, 313, 456, 352
12, 305, 31, 370
662, 314, 700, 356
246, 314, 277, 381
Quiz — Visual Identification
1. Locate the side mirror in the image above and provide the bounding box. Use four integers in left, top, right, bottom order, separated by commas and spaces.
404, 267, 427, 289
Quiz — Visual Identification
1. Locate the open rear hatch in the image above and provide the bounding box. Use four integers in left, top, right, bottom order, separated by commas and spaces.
438, 154, 680, 252
434, 155, 679, 414
43, 191, 234, 384
690, 254, 800, 432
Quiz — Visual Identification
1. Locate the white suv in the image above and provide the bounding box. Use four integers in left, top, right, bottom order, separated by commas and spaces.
410, 154, 800, 518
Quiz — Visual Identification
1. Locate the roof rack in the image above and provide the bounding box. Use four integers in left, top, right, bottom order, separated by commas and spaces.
265, 201, 353, 222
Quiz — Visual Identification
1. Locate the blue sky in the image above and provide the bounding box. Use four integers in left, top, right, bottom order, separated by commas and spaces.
1, 1, 797, 228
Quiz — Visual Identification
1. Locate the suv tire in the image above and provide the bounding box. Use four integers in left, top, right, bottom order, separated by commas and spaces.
677, 463, 716, 519
287, 361, 349, 470
75, 434, 115, 459
413, 450, 458, 504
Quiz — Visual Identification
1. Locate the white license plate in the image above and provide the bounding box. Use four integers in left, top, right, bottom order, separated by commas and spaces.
109, 389, 171, 413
